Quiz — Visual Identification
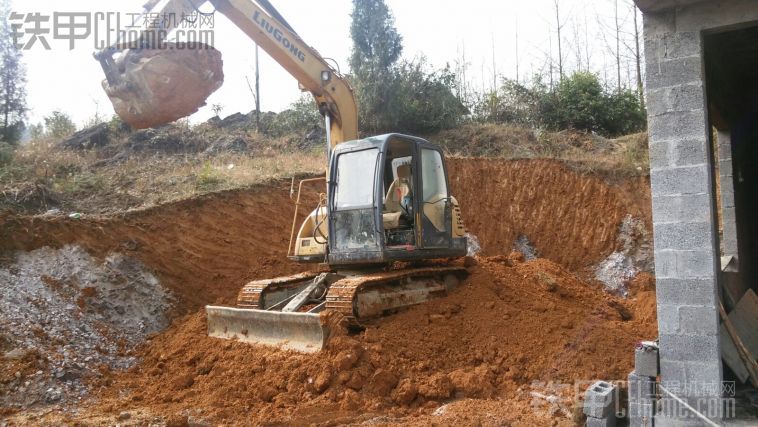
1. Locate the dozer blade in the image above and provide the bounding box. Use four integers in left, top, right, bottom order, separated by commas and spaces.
206, 306, 328, 353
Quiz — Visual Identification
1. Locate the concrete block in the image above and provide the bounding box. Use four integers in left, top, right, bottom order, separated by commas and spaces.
673, 250, 716, 280
717, 132, 732, 159
656, 278, 717, 306
642, 10, 675, 38
662, 31, 702, 58
659, 359, 686, 385
683, 360, 722, 396
628, 371, 657, 400
653, 221, 711, 251
650, 165, 708, 197
720, 189, 734, 209
652, 250, 715, 280
635, 343, 660, 377
651, 194, 711, 224
628, 401, 656, 425
584, 381, 617, 419
721, 234, 738, 256
678, 305, 718, 335
648, 139, 672, 169
586, 415, 616, 427
672, 138, 708, 167
658, 334, 719, 363
647, 84, 704, 116
719, 159, 734, 180
648, 110, 706, 143
645, 56, 703, 90
657, 303, 679, 335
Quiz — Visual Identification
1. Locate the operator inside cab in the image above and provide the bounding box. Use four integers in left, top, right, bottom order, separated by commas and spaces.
383, 162, 413, 230
381, 156, 416, 250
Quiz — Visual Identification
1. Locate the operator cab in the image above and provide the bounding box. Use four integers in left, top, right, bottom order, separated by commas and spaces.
327, 134, 467, 266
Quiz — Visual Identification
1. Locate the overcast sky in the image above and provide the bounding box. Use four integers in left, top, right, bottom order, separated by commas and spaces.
14, 0, 640, 128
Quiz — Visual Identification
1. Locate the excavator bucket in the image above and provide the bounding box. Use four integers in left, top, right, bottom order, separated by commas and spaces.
206, 307, 328, 353
98, 43, 224, 129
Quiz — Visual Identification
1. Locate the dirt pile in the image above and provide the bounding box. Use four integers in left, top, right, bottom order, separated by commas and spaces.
0, 245, 171, 412
78, 256, 656, 425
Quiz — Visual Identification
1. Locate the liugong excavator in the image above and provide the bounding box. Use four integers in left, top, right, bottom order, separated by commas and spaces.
97, 0, 469, 352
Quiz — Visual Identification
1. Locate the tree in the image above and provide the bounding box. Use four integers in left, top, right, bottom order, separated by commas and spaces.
44, 111, 76, 138
349, 0, 403, 131
0, 0, 27, 144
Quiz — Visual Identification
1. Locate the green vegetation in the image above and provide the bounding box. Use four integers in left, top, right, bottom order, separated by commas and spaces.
475, 73, 646, 137
349, 0, 465, 134
195, 161, 225, 191
0, 140, 12, 167
260, 95, 324, 138
43, 111, 77, 139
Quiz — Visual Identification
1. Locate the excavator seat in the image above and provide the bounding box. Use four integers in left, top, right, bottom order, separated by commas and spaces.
383, 164, 412, 230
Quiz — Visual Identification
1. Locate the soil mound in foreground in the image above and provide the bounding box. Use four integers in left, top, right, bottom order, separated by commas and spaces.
87, 256, 656, 425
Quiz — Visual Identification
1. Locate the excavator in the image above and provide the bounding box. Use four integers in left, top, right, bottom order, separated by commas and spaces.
96, 0, 469, 352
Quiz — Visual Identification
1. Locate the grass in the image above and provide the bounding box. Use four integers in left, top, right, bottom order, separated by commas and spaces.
0, 121, 647, 214
0, 131, 324, 214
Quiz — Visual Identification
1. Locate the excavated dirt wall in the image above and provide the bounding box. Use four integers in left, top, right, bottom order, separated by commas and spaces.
1, 158, 650, 314
0, 180, 320, 314
448, 158, 651, 270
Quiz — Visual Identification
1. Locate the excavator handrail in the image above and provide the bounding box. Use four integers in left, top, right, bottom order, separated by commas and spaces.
287, 176, 326, 257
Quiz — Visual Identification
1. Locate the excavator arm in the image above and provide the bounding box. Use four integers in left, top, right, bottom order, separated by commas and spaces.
97, 0, 357, 148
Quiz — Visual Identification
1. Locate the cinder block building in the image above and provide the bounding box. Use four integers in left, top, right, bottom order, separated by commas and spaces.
634, 0, 758, 425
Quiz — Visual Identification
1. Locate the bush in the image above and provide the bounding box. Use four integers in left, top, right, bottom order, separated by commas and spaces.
44, 111, 76, 139
473, 72, 646, 137
473, 79, 540, 126
0, 141, 14, 167
261, 95, 323, 138
384, 59, 466, 134
195, 161, 224, 191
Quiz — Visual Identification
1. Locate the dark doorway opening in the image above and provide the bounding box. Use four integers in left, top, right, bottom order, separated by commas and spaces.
704, 24, 758, 405
705, 24, 758, 299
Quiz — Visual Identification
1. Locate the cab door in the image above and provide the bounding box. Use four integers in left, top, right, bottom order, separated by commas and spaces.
328, 147, 382, 262
417, 147, 452, 248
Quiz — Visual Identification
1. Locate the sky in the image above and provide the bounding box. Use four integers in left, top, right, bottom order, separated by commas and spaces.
13, 0, 641, 128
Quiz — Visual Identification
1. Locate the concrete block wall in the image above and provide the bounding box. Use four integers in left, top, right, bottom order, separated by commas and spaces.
642, 5, 724, 425
717, 130, 739, 260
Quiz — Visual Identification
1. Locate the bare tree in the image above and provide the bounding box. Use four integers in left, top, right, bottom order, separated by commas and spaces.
245, 44, 262, 130
615, 0, 621, 91
554, 0, 564, 80
515, 14, 520, 83
491, 33, 497, 91
632, 3, 644, 106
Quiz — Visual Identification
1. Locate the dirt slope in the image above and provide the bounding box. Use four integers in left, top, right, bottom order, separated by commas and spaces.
448, 158, 650, 270
2, 158, 650, 311
71, 256, 656, 426
1, 180, 320, 315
